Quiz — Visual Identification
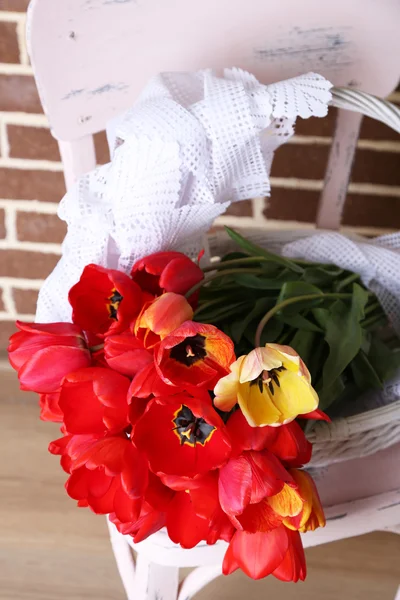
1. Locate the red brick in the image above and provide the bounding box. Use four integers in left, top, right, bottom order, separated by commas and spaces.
0, 75, 42, 113
8, 125, 60, 161
225, 200, 253, 218
0, 250, 59, 278
343, 194, 400, 229
271, 144, 329, 180
265, 188, 319, 223
351, 148, 400, 185
0, 288, 5, 312
0, 208, 5, 239
16, 212, 66, 243
0, 0, 29, 10
0, 169, 65, 202
13, 288, 38, 314
94, 131, 110, 165
0, 22, 19, 63
264, 188, 400, 229
271, 143, 400, 186
295, 107, 336, 137
360, 114, 400, 141
0, 321, 18, 350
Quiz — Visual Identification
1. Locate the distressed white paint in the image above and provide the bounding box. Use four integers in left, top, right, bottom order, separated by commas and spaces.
27, 0, 400, 141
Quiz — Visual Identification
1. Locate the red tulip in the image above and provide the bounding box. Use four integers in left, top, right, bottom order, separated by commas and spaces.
225, 409, 279, 457
223, 525, 306, 581
104, 331, 153, 377
39, 391, 63, 422
272, 529, 307, 582
135, 293, 193, 350
109, 473, 174, 542
49, 432, 149, 520
133, 389, 231, 477
218, 449, 301, 530
156, 321, 235, 390
162, 472, 235, 547
69, 264, 143, 337
8, 321, 91, 393
131, 251, 204, 306
128, 361, 179, 399
300, 408, 331, 422
224, 409, 312, 468
267, 420, 312, 467
59, 367, 131, 435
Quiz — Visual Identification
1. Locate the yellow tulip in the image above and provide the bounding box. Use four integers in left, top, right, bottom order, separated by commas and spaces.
214, 343, 319, 427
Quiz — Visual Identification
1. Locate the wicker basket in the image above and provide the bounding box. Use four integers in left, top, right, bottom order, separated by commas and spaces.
206, 86, 400, 469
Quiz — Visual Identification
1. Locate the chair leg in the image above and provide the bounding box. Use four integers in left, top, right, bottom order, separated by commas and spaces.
107, 518, 137, 600
135, 554, 179, 600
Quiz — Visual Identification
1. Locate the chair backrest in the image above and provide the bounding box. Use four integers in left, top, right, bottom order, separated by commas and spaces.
27, 0, 400, 228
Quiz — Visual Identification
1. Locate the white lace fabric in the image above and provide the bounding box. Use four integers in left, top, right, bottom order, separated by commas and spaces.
36, 69, 332, 323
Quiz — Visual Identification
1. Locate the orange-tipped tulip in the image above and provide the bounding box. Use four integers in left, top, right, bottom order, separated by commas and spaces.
135, 292, 193, 349
284, 469, 326, 533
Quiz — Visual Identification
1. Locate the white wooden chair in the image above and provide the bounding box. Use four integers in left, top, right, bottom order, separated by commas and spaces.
26, 1, 400, 598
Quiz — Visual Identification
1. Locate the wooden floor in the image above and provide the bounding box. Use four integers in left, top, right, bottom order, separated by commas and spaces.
1, 362, 399, 600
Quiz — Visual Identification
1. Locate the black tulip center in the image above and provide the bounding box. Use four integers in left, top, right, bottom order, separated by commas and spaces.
169, 334, 207, 366
172, 405, 215, 447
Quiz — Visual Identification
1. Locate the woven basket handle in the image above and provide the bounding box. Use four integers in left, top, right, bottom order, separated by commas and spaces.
331, 87, 400, 133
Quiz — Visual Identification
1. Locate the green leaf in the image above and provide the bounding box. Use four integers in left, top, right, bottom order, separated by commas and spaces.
280, 314, 323, 333
230, 298, 272, 343
244, 318, 284, 347
276, 281, 324, 316
322, 284, 369, 390
289, 330, 318, 365
318, 376, 346, 411
312, 307, 330, 330
368, 336, 400, 382
351, 350, 383, 391
303, 266, 344, 287
224, 227, 304, 274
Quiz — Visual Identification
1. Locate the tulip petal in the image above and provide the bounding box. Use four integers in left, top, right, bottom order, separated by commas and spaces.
237, 499, 284, 533
18, 346, 91, 394
301, 408, 331, 422
226, 527, 289, 580
213, 356, 244, 412
267, 484, 304, 518
237, 381, 281, 427
272, 529, 307, 582
166, 492, 209, 549
138, 293, 193, 340
268, 421, 312, 467
218, 455, 252, 525
269, 370, 319, 421
247, 450, 295, 503
225, 409, 279, 456
239, 347, 282, 383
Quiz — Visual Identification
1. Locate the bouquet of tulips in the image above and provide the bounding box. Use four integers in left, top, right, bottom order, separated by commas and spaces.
9, 228, 399, 583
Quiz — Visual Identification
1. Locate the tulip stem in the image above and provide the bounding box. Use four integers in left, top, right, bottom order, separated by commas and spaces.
255, 292, 353, 347
185, 268, 264, 298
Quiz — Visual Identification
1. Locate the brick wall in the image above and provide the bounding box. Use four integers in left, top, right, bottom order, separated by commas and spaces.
0, 1, 399, 347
